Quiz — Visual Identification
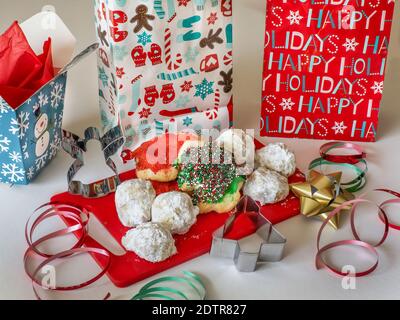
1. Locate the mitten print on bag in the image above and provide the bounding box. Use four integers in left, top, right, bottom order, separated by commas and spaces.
110, 10, 128, 26
160, 84, 175, 105
131, 46, 147, 67
148, 43, 162, 65
144, 85, 159, 107
110, 27, 128, 42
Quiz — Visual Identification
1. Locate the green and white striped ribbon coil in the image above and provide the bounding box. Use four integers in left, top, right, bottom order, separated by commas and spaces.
132, 271, 206, 301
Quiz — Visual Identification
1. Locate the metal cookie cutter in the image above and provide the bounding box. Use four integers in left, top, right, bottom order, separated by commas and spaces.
210, 196, 287, 272
62, 126, 125, 198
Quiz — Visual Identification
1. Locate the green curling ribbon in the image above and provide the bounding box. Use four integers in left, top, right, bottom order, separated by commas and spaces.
309, 158, 368, 193
132, 271, 206, 300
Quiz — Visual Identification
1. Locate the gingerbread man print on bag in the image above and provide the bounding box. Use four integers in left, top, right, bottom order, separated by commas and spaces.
130, 5, 155, 33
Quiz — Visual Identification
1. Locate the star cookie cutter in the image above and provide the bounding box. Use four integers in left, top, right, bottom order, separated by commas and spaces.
210, 196, 286, 272
62, 126, 125, 198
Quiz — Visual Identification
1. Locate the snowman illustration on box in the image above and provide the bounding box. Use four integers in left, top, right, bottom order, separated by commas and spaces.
34, 108, 51, 158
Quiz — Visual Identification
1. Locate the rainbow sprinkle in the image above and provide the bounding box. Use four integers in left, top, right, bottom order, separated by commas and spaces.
177, 143, 237, 204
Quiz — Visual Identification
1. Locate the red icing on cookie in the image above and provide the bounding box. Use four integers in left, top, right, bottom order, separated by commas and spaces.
134, 133, 199, 173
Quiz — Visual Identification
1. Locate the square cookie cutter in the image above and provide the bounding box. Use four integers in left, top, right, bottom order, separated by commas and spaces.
210, 196, 287, 272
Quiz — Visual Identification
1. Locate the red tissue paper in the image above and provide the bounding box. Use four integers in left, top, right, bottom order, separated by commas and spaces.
0, 21, 55, 109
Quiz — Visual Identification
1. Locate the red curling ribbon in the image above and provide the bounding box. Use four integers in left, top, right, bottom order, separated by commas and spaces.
316, 240, 380, 277
316, 198, 387, 277
350, 196, 390, 248
376, 189, 400, 231
320, 141, 366, 165
316, 189, 400, 277
24, 203, 111, 300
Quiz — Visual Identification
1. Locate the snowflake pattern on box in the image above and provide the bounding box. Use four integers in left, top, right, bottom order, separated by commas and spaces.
261, 0, 395, 142
0, 74, 67, 185
95, 0, 234, 153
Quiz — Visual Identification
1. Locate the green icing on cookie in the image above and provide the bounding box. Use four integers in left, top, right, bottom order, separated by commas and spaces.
216, 176, 246, 204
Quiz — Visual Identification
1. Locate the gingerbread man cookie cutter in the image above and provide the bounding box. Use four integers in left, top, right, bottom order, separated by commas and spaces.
62, 126, 125, 198
210, 196, 286, 272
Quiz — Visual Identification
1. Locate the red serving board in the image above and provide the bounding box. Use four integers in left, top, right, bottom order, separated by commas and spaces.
51, 141, 305, 288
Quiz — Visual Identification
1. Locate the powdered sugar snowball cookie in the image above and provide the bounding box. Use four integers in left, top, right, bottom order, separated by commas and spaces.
122, 223, 177, 263
256, 143, 296, 177
152, 192, 199, 235
216, 129, 255, 176
115, 179, 156, 227
243, 168, 289, 205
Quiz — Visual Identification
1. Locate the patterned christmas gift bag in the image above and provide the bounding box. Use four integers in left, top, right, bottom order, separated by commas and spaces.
261, 0, 395, 142
94, 0, 234, 157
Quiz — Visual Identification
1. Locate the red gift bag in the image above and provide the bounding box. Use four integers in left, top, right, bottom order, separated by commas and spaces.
261, 0, 395, 142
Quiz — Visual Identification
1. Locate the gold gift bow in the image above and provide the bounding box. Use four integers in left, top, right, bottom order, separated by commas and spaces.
290, 170, 354, 230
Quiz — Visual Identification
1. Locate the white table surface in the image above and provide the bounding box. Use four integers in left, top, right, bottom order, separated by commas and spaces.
1, 0, 400, 300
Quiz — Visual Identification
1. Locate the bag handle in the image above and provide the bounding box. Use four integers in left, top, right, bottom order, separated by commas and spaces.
59, 43, 99, 75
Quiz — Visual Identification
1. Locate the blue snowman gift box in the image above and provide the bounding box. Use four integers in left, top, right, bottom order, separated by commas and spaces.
0, 11, 98, 185
0, 76, 66, 185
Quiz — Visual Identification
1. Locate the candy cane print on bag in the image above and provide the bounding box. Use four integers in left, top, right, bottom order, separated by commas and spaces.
164, 28, 182, 70
160, 107, 200, 118
223, 50, 232, 66
166, 0, 176, 21
205, 88, 221, 120
215, 88, 220, 107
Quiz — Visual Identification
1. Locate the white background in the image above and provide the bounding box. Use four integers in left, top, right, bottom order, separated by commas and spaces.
0, 0, 400, 300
